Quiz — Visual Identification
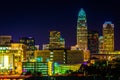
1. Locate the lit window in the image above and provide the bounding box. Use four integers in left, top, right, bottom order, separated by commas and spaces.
50, 55, 53, 57
50, 52, 53, 54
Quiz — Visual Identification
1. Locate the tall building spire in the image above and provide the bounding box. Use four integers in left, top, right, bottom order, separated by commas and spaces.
77, 8, 88, 50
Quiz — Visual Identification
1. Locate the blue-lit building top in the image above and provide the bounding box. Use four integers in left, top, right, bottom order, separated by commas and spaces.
78, 8, 86, 21
103, 21, 114, 28
104, 21, 112, 24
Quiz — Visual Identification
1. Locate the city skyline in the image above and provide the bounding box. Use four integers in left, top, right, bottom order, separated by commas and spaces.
0, 0, 120, 50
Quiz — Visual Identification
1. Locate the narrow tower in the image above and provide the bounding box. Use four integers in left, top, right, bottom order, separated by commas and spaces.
77, 8, 88, 50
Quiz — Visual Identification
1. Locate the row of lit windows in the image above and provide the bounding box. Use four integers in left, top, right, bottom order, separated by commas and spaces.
23, 68, 48, 75
23, 63, 47, 66
0, 47, 10, 50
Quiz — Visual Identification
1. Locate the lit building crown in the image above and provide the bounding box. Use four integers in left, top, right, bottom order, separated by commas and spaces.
104, 21, 112, 24
103, 21, 114, 28
78, 8, 86, 21
78, 8, 86, 17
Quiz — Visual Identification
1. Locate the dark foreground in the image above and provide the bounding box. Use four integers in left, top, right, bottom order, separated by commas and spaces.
24, 76, 120, 80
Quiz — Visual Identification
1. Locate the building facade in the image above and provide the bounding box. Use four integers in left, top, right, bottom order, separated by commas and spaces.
22, 62, 53, 76
0, 43, 27, 74
42, 44, 50, 50
34, 50, 85, 64
19, 37, 36, 50
19, 37, 36, 61
77, 8, 88, 50
103, 21, 114, 54
0, 36, 12, 46
49, 31, 65, 49
99, 36, 104, 54
88, 31, 99, 54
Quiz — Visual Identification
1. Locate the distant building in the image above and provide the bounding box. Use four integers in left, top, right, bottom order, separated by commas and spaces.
99, 36, 104, 54
88, 31, 99, 54
91, 52, 120, 61
71, 45, 80, 50
19, 37, 36, 61
103, 21, 114, 54
42, 44, 50, 50
35, 45, 40, 50
0, 36, 12, 46
49, 31, 65, 49
19, 37, 36, 50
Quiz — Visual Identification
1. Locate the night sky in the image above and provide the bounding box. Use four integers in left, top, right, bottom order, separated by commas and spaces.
0, 0, 120, 50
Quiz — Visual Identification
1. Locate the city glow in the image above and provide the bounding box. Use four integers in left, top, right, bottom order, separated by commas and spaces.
0, 5, 119, 80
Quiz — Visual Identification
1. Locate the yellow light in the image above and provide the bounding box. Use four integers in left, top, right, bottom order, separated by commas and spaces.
48, 61, 52, 76
15, 62, 22, 74
4, 56, 8, 69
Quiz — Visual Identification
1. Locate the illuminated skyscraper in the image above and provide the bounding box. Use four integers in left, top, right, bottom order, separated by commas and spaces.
49, 31, 65, 49
77, 8, 88, 50
103, 21, 114, 54
88, 31, 99, 54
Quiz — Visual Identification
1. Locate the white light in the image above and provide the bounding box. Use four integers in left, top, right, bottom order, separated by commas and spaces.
4, 56, 8, 69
